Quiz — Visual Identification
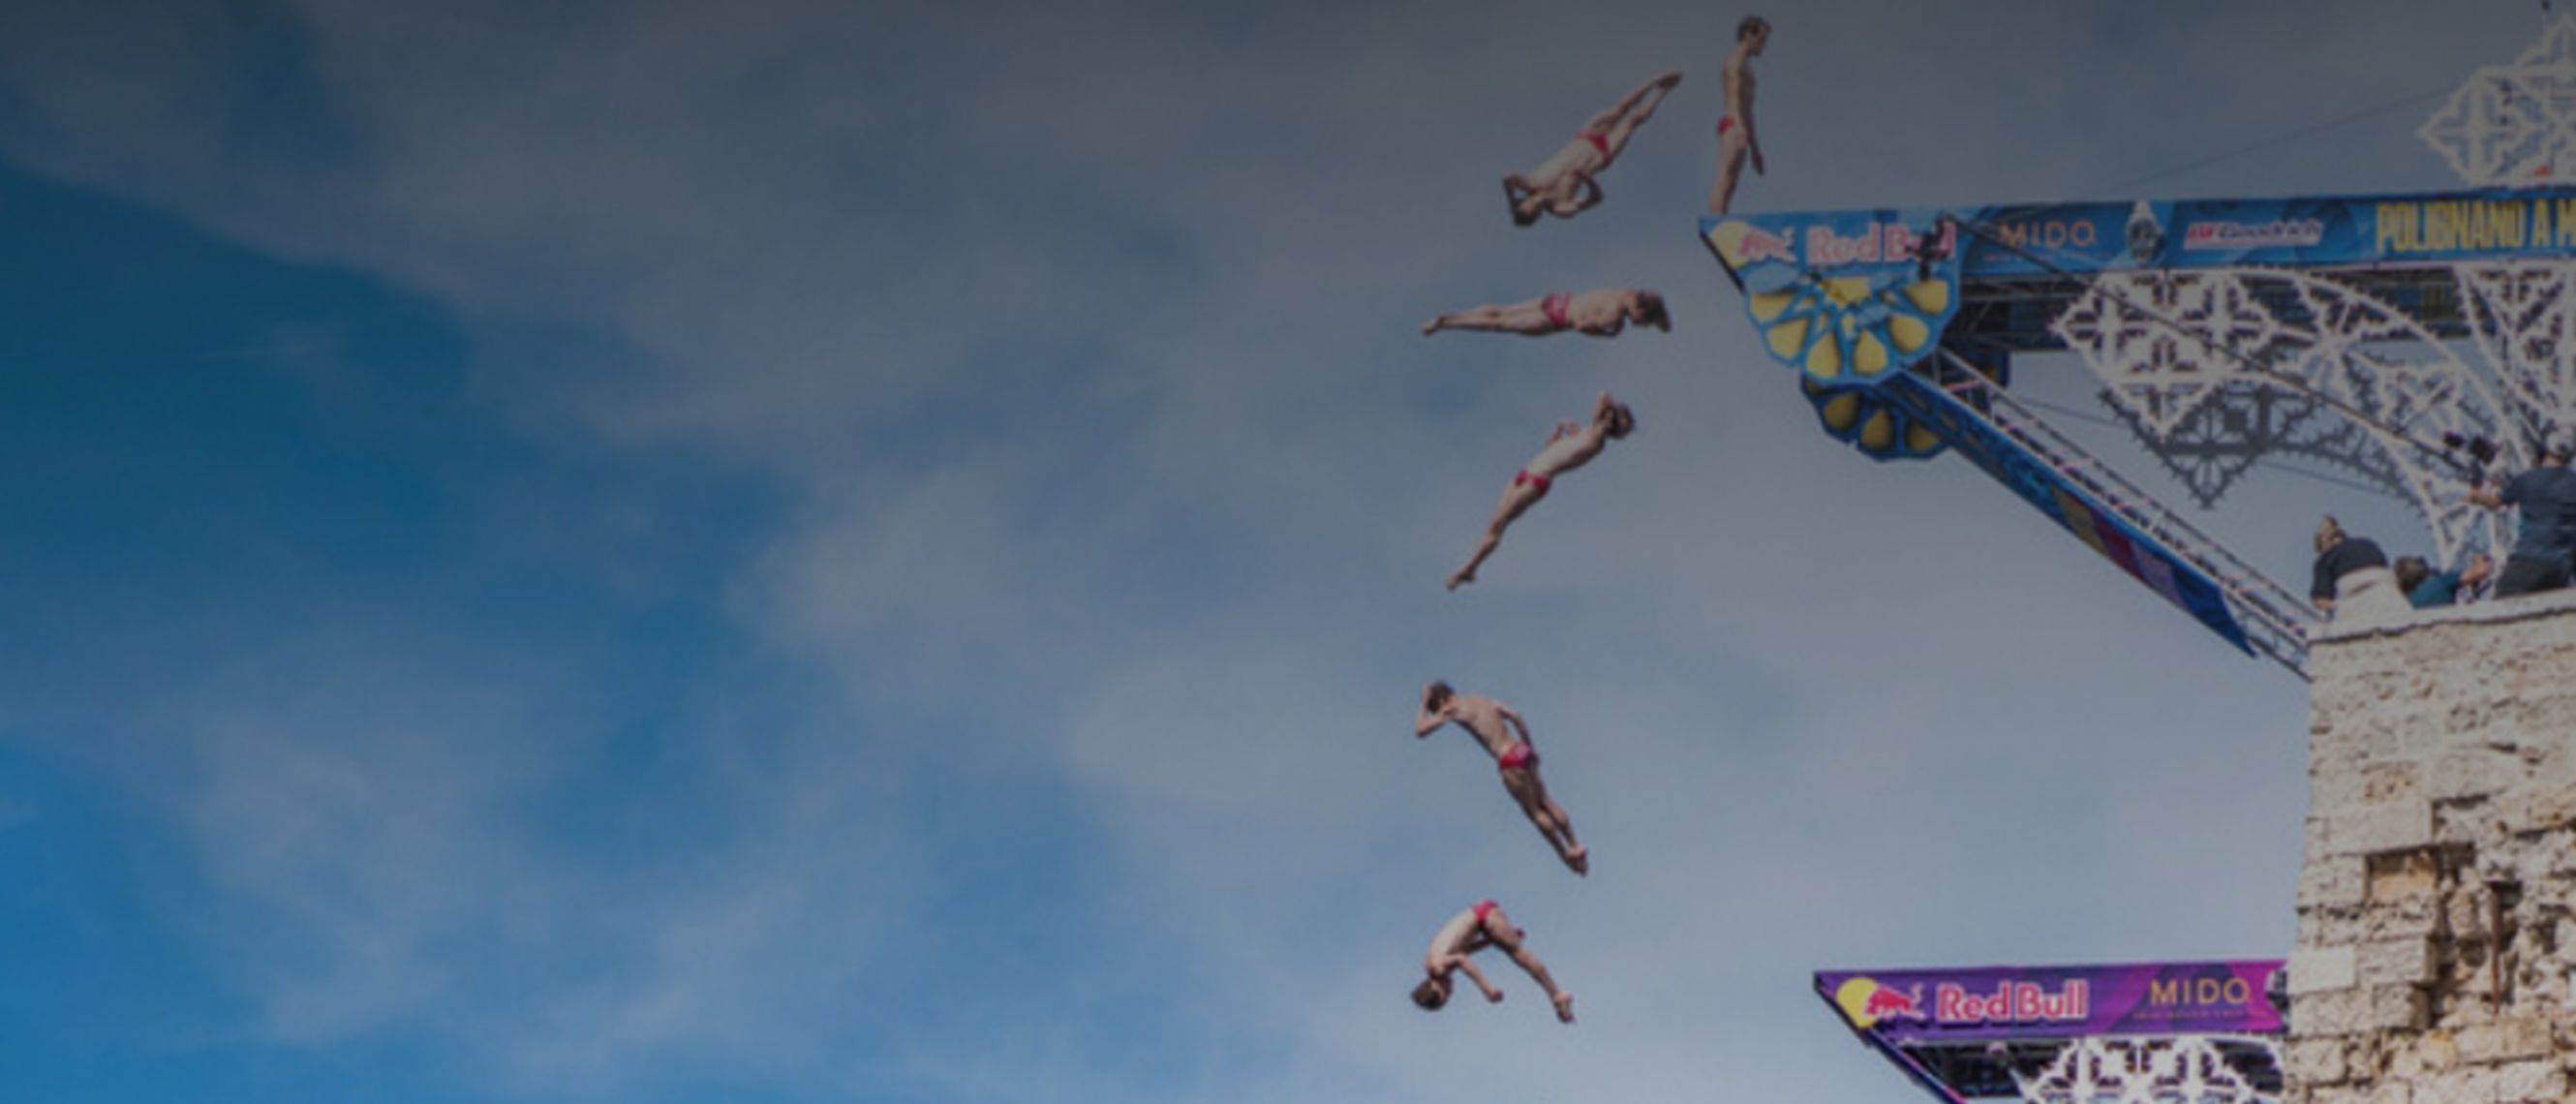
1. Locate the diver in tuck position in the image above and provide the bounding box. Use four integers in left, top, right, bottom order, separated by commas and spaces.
1409, 899, 1578, 1024
1415, 680, 1587, 874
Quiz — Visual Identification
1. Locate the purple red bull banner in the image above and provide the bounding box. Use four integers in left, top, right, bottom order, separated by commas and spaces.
1814, 961, 2283, 1043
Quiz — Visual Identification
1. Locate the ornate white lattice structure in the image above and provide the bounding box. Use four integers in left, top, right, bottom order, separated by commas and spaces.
2008, 17, 2576, 580
2420, 17, 2576, 187
1711, 16, 2576, 678
2011, 1036, 2281, 1104
2458, 260, 2576, 439
2052, 270, 2525, 568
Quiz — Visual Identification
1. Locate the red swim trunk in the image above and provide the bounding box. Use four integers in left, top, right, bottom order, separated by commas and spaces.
1497, 743, 1538, 772
1541, 291, 1572, 330
1717, 115, 1737, 138
1472, 900, 1498, 924
1512, 469, 1551, 495
1579, 130, 1611, 166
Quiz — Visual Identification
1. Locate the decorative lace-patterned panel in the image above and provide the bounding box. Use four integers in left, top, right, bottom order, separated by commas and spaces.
2013, 1037, 2280, 1104
2054, 269, 2517, 568
2421, 18, 2576, 188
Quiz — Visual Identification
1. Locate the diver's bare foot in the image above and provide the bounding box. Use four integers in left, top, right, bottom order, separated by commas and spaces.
1553, 993, 1577, 1023
1566, 845, 1589, 875
1446, 568, 1474, 591
1423, 317, 1443, 335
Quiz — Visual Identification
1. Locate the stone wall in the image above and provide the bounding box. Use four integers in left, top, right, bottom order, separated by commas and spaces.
2289, 590, 2576, 1104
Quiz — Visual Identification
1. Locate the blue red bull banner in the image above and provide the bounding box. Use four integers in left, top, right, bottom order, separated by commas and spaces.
1704, 184, 2576, 382
1957, 188, 2576, 274
1814, 961, 2284, 1043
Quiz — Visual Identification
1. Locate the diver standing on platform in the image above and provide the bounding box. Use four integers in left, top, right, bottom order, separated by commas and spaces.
1707, 15, 1768, 216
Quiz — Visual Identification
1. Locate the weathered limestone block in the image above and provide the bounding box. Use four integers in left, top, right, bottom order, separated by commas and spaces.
2368, 850, 2443, 903
2292, 945, 2360, 995
2450, 1017, 2551, 1064
2298, 988, 2377, 1037
2482, 1058, 2562, 1104
2407, 1072, 2477, 1104
2384, 1034, 2458, 1081
2366, 763, 2425, 804
2426, 749, 2526, 804
2365, 984, 2430, 1032
2286, 1037, 2350, 1086
2336, 801, 2437, 858
2432, 800, 2498, 846
2356, 937, 2438, 988
2354, 1079, 2415, 1104
2363, 894, 2444, 941
2303, 856, 2369, 909
2503, 787, 2576, 834
2408, 1029, 2456, 1074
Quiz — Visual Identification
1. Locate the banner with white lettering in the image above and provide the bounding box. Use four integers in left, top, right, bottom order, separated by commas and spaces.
1710, 187, 2576, 290
1960, 190, 2576, 274
1814, 961, 2284, 1043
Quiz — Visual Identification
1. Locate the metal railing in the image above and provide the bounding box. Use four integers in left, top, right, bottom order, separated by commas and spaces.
1932, 350, 2320, 679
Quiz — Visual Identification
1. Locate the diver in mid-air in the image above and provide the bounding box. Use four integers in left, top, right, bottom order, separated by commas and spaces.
1409, 899, 1578, 1025
1422, 288, 1671, 338
1414, 680, 1587, 874
1505, 71, 1683, 226
1448, 391, 1636, 591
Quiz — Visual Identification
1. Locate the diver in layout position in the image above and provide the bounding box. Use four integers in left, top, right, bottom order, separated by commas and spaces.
1504, 71, 1683, 226
1447, 391, 1636, 591
1410, 899, 1578, 1024
1415, 680, 1587, 874
1422, 288, 1671, 338
1706, 15, 1768, 216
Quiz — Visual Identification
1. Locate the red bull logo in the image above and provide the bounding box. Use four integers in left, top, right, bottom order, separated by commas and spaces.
1833, 976, 2090, 1029
1833, 976, 1928, 1027
1733, 226, 1794, 264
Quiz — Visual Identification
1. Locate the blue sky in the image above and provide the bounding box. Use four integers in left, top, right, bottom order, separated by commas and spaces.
0, 1, 2546, 1101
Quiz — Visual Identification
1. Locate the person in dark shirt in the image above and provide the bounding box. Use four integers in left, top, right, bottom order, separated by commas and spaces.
2468, 442, 2576, 598
2396, 552, 2493, 607
2312, 515, 2407, 621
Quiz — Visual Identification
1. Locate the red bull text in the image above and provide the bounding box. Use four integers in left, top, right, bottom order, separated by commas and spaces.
1933, 979, 2088, 1025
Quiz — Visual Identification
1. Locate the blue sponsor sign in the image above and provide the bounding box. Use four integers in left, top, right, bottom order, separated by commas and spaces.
1706, 184, 2576, 383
